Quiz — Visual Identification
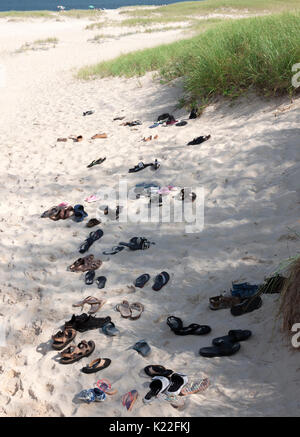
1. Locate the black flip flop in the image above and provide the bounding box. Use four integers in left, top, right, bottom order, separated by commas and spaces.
212, 330, 252, 346
152, 271, 170, 291
83, 110, 94, 116
175, 121, 187, 127
173, 323, 211, 336
166, 316, 183, 331
187, 135, 211, 146
85, 270, 95, 285
79, 229, 104, 254
81, 358, 111, 374
144, 365, 173, 378
87, 157, 106, 168
199, 342, 240, 358
96, 276, 107, 289
135, 274, 150, 288
102, 246, 124, 255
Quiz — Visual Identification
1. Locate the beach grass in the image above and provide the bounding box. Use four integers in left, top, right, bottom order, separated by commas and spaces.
78, 12, 300, 103
120, 0, 300, 18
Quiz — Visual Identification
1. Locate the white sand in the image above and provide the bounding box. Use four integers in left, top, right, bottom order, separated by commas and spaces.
0, 10, 299, 417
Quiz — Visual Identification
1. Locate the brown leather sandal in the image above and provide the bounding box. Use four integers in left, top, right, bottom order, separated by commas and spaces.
60, 340, 95, 364
209, 295, 241, 310
52, 328, 76, 350
68, 255, 102, 272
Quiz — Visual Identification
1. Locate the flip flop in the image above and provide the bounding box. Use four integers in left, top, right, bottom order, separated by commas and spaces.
86, 218, 101, 228
187, 135, 211, 146
116, 300, 132, 318
122, 390, 138, 411
87, 157, 106, 168
134, 274, 150, 288
96, 379, 117, 395
143, 376, 170, 404
175, 121, 188, 127
84, 194, 101, 203
166, 316, 183, 331
96, 276, 107, 289
81, 358, 111, 374
102, 321, 120, 336
152, 271, 170, 291
73, 296, 101, 310
52, 328, 76, 351
79, 229, 104, 254
165, 373, 188, 396
69, 255, 102, 272
60, 340, 95, 364
144, 365, 173, 378
129, 302, 144, 320
128, 162, 153, 173
132, 340, 151, 357
180, 378, 210, 396
83, 110, 94, 116
85, 270, 95, 285
102, 246, 124, 255
172, 323, 211, 336
91, 133, 107, 139
212, 330, 252, 346
199, 342, 241, 358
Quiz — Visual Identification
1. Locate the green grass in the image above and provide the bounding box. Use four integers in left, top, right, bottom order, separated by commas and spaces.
78, 12, 300, 103
120, 0, 300, 18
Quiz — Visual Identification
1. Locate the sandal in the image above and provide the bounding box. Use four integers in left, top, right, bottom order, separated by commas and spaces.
96, 379, 117, 395
212, 329, 252, 346
180, 378, 210, 396
81, 358, 111, 374
68, 255, 102, 272
96, 276, 107, 289
86, 218, 101, 228
143, 376, 170, 404
122, 390, 138, 411
199, 342, 240, 358
152, 271, 170, 291
87, 157, 106, 168
78, 388, 106, 403
119, 237, 154, 251
144, 365, 173, 378
91, 133, 107, 139
209, 294, 241, 310
116, 300, 132, 318
129, 302, 144, 320
60, 340, 95, 364
52, 328, 76, 351
134, 274, 150, 288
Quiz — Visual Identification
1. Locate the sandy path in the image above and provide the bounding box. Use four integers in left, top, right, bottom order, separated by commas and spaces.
0, 11, 299, 417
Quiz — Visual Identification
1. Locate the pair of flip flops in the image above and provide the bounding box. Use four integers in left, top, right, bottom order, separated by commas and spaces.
68, 255, 102, 272
144, 373, 188, 404
41, 204, 74, 221
73, 296, 106, 314
128, 159, 160, 173
116, 301, 144, 320
52, 327, 77, 350
119, 237, 154, 251
187, 135, 211, 146
81, 358, 111, 374
85, 271, 107, 288
60, 340, 95, 364
79, 229, 103, 254
167, 316, 211, 336
199, 329, 252, 357
143, 365, 210, 396
87, 157, 106, 168
135, 272, 170, 291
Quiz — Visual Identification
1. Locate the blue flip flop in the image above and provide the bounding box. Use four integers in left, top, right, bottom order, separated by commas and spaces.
102, 321, 120, 336
135, 274, 150, 288
132, 339, 151, 357
73, 204, 88, 223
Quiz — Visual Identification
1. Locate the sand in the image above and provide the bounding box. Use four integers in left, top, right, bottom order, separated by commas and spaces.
0, 9, 299, 417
